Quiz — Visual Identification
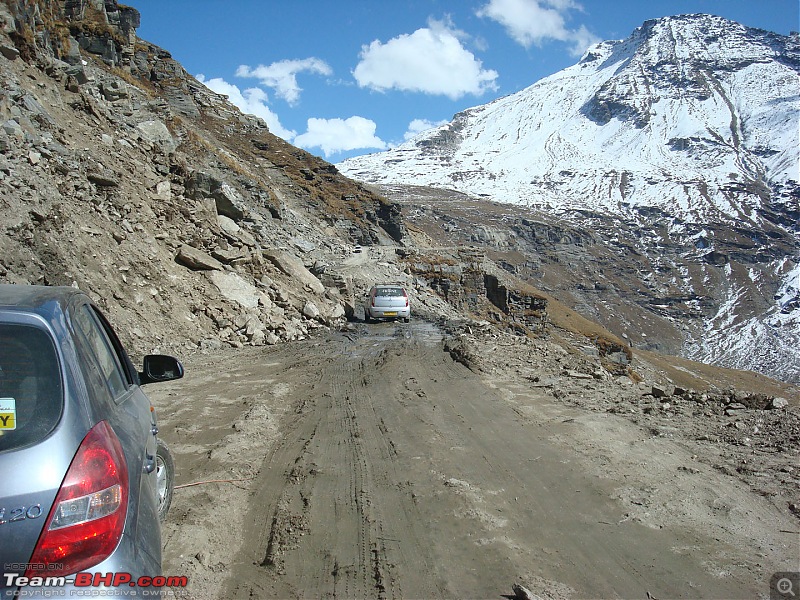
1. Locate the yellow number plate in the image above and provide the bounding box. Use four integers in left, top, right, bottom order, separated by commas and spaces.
0, 398, 16, 430
383, 312, 397, 316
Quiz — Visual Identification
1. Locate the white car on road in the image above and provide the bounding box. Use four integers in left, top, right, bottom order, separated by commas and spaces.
364, 284, 411, 323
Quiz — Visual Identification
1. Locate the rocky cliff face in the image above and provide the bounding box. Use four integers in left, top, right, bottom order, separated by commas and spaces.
339, 15, 800, 383
0, 0, 410, 356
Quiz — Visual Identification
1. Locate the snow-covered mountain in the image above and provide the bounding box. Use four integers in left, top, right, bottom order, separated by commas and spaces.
339, 14, 800, 382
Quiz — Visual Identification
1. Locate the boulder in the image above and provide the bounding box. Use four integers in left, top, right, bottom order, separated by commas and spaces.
0, 45, 19, 60
302, 301, 320, 319
65, 65, 89, 86
176, 245, 224, 271
207, 271, 260, 309
258, 292, 272, 309
770, 397, 789, 409
263, 250, 325, 295
211, 247, 246, 265
217, 214, 240, 236
136, 120, 177, 154
213, 183, 246, 221
100, 81, 129, 101
87, 170, 119, 187
186, 170, 217, 200
244, 314, 265, 337
292, 237, 316, 253
217, 214, 257, 247
342, 298, 357, 320
320, 301, 346, 325
651, 384, 673, 398
153, 180, 171, 200
63, 37, 82, 65
3, 120, 23, 139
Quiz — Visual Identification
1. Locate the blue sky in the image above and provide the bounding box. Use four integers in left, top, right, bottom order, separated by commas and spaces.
133, 0, 798, 161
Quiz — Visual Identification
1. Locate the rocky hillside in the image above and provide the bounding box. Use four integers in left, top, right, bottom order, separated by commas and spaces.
339, 14, 800, 383
0, 0, 415, 356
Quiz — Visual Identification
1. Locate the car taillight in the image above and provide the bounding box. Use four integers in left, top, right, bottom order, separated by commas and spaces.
403, 290, 409, 307
26, 421, 128, 578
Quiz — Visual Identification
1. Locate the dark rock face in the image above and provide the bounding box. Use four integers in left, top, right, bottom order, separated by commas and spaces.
415, 110, 470, 156
483, 273, 547, 332
64, 0, 139, 66
583, 80, 652, 128
374, 201, 407, 244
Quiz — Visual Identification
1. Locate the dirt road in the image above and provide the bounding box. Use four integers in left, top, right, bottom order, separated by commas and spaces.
151, 321, 798, 599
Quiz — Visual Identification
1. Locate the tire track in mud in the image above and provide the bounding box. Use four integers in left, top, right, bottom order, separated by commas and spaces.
221, 322, 769, 599
226, 325, 443, 599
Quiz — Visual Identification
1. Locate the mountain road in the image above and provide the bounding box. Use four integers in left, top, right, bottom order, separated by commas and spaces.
151, 321, 797, 599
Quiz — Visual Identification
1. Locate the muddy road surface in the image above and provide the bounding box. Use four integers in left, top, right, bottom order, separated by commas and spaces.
151, 321, 798, 599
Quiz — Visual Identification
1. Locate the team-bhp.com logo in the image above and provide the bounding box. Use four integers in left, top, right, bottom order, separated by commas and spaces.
4, 571, 188, 594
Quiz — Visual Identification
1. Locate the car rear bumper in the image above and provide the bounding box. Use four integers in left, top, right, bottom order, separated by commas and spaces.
367, 307, 411, 319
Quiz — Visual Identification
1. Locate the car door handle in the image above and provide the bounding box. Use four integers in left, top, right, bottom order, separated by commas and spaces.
144, 453, 156, 474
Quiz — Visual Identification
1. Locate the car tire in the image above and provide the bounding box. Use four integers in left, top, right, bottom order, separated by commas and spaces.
404, 317, 410, 323
155, 437, 175, 522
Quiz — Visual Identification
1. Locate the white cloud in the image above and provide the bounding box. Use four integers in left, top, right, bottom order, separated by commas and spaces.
569, 24, 600, 56
293, 116, 388, 157
353, 17, 498, 100
404, 118, 449, 141
196, 75, 296, 140
236, 58, 332, 105
476, 0, 600, 56
197, 74, 384, 158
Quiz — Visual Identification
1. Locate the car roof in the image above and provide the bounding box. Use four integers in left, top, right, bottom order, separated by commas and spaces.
0, 284, 85, 318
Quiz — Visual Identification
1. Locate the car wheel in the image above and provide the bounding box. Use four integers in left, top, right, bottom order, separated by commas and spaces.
155, 437, 175, 522
404, 317, 411, 323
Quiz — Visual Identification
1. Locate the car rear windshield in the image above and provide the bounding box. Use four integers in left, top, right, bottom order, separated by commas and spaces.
375, 287, 405, 297
0, 324, 63, 452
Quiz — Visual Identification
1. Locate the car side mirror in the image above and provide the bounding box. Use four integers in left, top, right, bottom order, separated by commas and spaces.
139, 355, 184, 385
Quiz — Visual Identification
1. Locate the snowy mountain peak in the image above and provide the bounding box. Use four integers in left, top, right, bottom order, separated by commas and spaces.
339, 13, 799, 223
584, 13, 797, 76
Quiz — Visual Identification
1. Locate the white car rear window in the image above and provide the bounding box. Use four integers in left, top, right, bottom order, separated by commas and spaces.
376, 287, 405, 297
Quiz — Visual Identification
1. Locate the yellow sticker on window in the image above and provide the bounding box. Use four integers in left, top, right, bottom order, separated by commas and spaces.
0, 398, 16, 430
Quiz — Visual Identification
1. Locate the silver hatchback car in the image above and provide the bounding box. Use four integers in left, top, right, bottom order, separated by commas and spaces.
0, 285, 182, 598
364, 284, 411, 322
